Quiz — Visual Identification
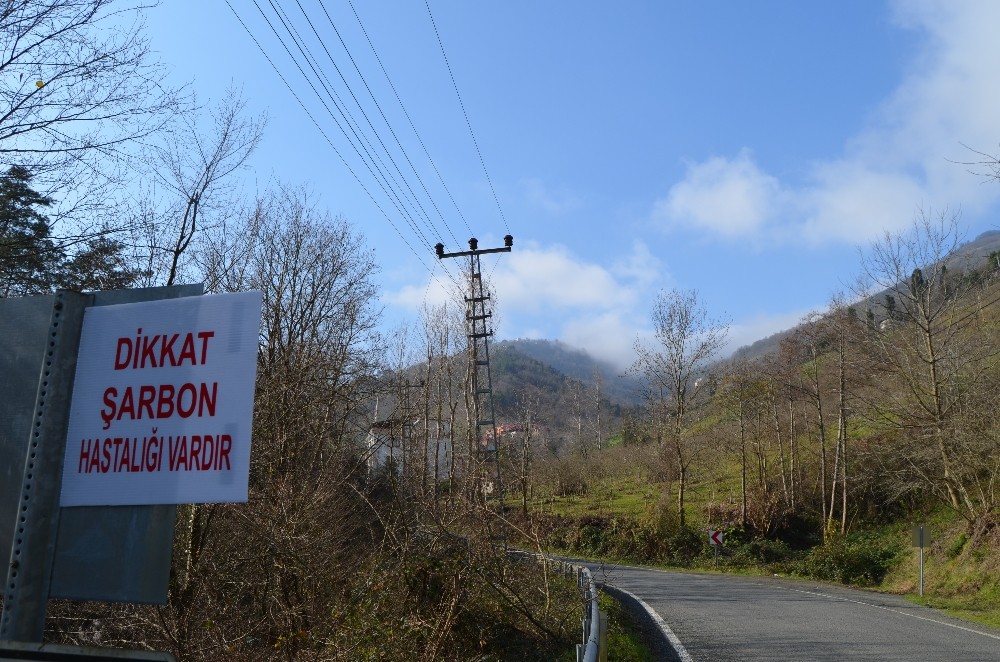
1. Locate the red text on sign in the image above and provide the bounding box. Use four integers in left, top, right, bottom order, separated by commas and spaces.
114, 329, 215, 370
101, 382, 217, 430
77, 433, 232, 473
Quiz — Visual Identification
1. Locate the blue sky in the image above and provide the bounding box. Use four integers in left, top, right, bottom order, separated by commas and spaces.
145, 1, 1000, 369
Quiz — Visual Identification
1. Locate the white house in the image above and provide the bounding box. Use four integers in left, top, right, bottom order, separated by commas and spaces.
366, 418, 453, 481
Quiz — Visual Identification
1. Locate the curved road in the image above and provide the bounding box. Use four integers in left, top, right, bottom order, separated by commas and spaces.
578, 560, 1000, 661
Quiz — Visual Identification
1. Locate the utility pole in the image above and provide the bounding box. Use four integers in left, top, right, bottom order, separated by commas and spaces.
435, 235, 512, 544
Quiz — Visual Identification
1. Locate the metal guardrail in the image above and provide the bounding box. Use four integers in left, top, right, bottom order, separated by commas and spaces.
520, 554, 606, 662
575, 563, 607, 662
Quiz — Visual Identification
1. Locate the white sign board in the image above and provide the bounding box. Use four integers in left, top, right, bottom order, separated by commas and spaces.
60, 292, 262, 506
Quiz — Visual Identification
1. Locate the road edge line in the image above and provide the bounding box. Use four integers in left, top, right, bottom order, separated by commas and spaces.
603, 584, 694, 662
770, 584, 1000, 642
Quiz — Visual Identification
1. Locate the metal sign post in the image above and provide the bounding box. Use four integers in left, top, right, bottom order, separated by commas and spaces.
1, 287, 205, 616
709, 530, 724, 568
1, 292, 89, 642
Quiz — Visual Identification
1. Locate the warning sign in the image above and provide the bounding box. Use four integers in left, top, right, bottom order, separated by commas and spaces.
59, 292, 262, 506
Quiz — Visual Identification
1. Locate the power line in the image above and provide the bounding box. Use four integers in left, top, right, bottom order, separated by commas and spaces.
256, 1, 468, 293
250, 1, 470, 293
273, 0, 472, 260
424, 0, 510, 234
286, 0, 451, 249
260, 0, 436, 252
314, 0, 467, 248
346, 0, 475, 240
228, 1, 504, 293
225, 0, 460, 293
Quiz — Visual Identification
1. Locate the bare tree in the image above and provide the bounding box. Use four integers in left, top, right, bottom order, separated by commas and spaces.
820, 295, 870, 536
419, 302, 469, 506
153, 184, 385, 658
131, 90, 265, 285
566, 380, 587, 457
592, 370, 604, 450
856, 210, 1000, 521
717, 359, 759, 528
789, 313, 834, 532
759, 350, 796, 510
0, 1, 182, 225
505, 389, 538, 516
632, 288, 729, 527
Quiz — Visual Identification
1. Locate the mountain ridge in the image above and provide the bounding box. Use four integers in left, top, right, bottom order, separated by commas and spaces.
493, 338, 646, 407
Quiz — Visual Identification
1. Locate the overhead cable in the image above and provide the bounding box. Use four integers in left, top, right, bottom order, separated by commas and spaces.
225, 0, 461, 292
345, 0, 475, 239
424, 0, 510, 234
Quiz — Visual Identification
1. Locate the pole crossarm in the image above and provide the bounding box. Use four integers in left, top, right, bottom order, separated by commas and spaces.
436, 246, 511, 258
435, 234, 513, 260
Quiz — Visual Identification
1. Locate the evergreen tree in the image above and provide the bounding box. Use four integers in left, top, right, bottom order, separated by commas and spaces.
60, 234, 146, 292
0, 165, 143, 297
0, 165, 60, 296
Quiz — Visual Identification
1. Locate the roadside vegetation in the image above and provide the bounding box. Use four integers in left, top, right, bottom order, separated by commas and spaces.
513, 444, 1000, 629
504, 215, 1000, 630
554, 592, 655, 662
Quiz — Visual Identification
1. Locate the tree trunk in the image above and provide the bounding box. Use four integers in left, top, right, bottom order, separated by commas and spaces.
677, 461, 686, 528
789, 395, 797, 510
772, 394, 790, 507
739, 399, 748, 528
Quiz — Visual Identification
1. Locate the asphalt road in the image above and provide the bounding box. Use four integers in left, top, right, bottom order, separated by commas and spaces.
578, 560, 1000, 661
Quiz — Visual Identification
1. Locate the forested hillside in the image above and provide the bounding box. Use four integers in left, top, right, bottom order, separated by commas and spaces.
488, 340, 645, 454
494, 339, 646, 405
521, 216, 1000, 628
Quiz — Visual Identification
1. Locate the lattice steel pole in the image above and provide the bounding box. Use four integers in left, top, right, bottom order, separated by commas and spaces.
435, 236, 512, 542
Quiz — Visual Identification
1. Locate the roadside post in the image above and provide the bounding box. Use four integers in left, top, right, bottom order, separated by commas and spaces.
911, 524, 931, 597
709, 530, 724, 567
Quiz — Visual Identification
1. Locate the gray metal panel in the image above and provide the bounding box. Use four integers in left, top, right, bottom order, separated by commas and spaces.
0, 639, 175, 660
1, 285, 202, 614
91, 285, 203, 307
0, 296, 56, 569
49, 504, 176, 603
2, 292, 90, 641
50, 285, 202, 604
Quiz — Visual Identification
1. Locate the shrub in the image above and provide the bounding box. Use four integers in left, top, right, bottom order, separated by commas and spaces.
947, 532, 968, 559
800, 533, 902, 586
662, 526, 705, 566
730, 538, 794, 568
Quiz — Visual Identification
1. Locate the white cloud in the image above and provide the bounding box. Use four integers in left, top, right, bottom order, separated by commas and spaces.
653, 149, 782, 237
384, 241, 643, 317
652, 2, 1000, 245
383, 241, 658, 370
561, 311, 645, 372
492, 243, 635, 313
382, 242, 821, 371
382, 272, 451, 311
611, 240, 666, 290
798, 164, 925, 242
